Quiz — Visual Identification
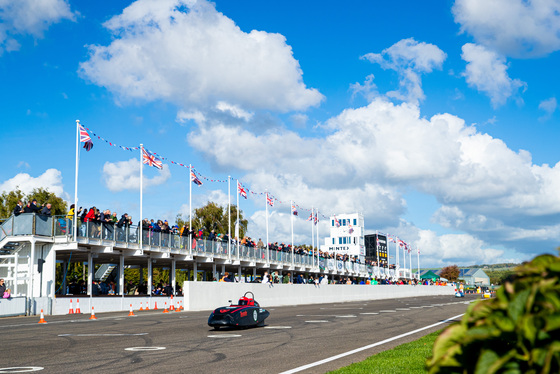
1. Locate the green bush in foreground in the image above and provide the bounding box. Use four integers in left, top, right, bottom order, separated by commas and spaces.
427, 253, 560, 374
329, 331, 441, 374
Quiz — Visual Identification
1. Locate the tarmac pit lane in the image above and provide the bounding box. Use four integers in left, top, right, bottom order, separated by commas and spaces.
0, 368, 44, 373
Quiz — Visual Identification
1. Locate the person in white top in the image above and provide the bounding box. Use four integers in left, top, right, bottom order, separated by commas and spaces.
321, 275, 328, 285
261, 271, 270, 284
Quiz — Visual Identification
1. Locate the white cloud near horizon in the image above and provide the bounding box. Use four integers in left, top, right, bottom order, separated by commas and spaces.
0, 168, 66, 198
102, 159, 171, 192
79, 0, 323, 112
453, 0, 560, 58
186, 98, 560, 259
461, 43, 526, 108
0, 0, 75, 54
361, 38, 446, 104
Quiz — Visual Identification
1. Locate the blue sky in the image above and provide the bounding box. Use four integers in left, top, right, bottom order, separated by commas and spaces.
1, 0, 559, 267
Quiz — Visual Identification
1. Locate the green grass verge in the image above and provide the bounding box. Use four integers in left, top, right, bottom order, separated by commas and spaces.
327, 330, 441, 374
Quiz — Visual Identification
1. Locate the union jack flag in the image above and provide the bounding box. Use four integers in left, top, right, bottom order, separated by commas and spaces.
266, 193, 274, 207
78, 123, 93, 152
334, 215, 340, 227
398, 239, 405, 247
237, 181, 247, 199
190, 171, 203, 186
142, 148, 162, 169
307, 212, 313, 221
291, 204, 298, 216
314, 212, 319, 225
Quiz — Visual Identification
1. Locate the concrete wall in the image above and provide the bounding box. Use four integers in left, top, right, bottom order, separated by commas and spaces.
182, 282, 455, 311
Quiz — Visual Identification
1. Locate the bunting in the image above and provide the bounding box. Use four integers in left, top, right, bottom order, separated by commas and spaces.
266, 192, 274, 207
291, 203, 298, 216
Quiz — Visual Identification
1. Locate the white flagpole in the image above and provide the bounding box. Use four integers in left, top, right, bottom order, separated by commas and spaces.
265, 190, 269, 264
228, 176, 231, 256
409, 245, 412, 280
140, 144, 143, 251
74, 120, 79, 242
417, 246, 420, 280
402, 240, 406, 279
396, 236, 400, 278
189, 164, 192, 254
311, 207, 314, 268
316, 211, 319, 268
236, 179, 240, 261
290, 200, 294, 267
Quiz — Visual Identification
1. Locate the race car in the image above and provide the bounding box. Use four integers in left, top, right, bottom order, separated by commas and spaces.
208, 291, 270, 330
455, 291, 465, 297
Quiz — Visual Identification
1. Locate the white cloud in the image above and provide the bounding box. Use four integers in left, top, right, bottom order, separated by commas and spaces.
215, 101, 253, 121
0, 0, 75, 54
187, 98, 560, 258
453, 0, 560, 58
0, 168, 65, 197
79, 0, 323, 112
102, 158, 171, 192
361, 38, 446, 104
539, 97, 557, 121
461, 43, 526, 107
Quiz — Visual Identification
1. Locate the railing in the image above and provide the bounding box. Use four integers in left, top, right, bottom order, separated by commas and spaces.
0, 214, 391, 276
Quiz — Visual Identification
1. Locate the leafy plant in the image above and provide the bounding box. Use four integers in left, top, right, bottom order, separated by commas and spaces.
427, 253, 560, 373
440, 265, 460, 282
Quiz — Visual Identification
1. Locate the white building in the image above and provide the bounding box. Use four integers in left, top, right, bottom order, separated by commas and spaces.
321, 213, 365, 258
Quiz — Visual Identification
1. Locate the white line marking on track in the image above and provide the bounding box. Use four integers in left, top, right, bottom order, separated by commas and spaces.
359, 312, 379, 315
59, 333, 148, 337
207, 334, 242, 338
279, 313, 465, 374
0, 368, 44, 373
335, 315, 357, 318
396, 308, 410, 311
320, 307, 363, 310
305, 320, 329, 323
379, 310, 396, 313
125, 347, 166, 351
264, 326, 292, 329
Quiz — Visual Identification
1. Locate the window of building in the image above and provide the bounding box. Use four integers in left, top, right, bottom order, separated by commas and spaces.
353, 219, 357, 225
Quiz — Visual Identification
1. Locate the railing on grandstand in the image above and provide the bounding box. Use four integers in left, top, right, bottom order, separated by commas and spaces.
0, 213, 401, 277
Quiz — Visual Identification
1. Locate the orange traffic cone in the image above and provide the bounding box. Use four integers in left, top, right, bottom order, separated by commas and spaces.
180, 300, 184, 311
154, 302, 158, 310
170, 295, 175, 311
139, 301, 144, 311
145, 301, 150, 310
175, 298, 180, 312
75, 299, 82, 314
163, 302, 169, 313
89, 307, 98, 320
38, 309, 47, 324
128, 304, 135, 317
68, 299, 74, 314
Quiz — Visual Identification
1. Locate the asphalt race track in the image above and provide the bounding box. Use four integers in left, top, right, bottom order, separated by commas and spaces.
0, 294, 480, 373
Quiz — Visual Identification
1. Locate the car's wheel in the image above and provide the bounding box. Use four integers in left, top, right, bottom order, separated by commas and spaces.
213, 326, 220, 330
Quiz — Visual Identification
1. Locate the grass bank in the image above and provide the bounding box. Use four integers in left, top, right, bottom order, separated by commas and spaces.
328, 330, 440, 374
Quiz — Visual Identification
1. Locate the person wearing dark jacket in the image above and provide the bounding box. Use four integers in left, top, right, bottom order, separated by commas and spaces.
24, 199, 41, 214
13, 201, 24, 216
116, 213, 129, 241
40, 203, 52, 216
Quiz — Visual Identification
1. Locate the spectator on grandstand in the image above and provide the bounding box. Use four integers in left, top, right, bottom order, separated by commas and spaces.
24, 199, 41, 214
163, 283, 173, 296
220, 272, 232, 282
262, 271, 270, 284
13, 200, 24, 216
0, 278, 6, 295
257, 238, 264, 249
283, 272, 292, 284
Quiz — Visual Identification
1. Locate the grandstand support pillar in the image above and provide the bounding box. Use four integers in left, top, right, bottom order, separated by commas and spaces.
238, 265, 242, 282
61, 260, 68, 295
212, 263, 216, 281
87, 251, 93, 296
252, 267, 256, 280
147, 257, 153, 296
193, 262, 198, 282
119, 254, 124, 296
171, 258, 176, 293
221, 264, 225, 278
28, 238, 36, 315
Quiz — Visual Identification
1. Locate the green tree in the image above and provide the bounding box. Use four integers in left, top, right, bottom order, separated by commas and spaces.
0, 187, 67, 217
440, 265, 460, 282
175, 202, 248, 239
0, 188, 25, 217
